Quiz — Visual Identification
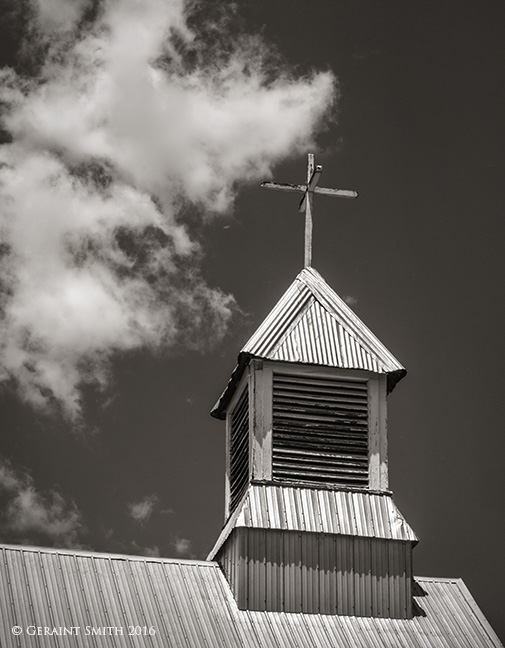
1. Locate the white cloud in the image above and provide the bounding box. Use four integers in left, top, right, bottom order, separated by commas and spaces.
343, 295, 358, 306
130, 542, 161, 558
173, 536, 192, 557
0, 0, 337, 418
128, 494, 159, 524
0, 458, 83, 547
29, 0, 92, 34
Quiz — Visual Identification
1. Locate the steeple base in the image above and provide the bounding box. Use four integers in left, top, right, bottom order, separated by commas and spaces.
217, 527, 414, 618
210, 484, 418, 619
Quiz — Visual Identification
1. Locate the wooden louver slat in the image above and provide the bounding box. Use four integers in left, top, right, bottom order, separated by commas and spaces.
272, 374, 369, 487
229, 387, 250, 512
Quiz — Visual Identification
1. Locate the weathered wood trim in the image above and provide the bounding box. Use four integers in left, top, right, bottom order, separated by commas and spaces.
378, 374, 388, 490
368, 376, 380, 490
248, 364, 254, 483
250, 360, 273, 481
227, 370, 250, 413
368, 374, 388, 490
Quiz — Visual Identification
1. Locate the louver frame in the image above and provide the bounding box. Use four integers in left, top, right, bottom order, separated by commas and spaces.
248, 361, 389, 492
224, 361, 389, 519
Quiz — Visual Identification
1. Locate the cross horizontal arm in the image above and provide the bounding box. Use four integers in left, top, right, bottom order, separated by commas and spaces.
260, 181, 307, 194
261, 179, 357, 201
298, 185, 359, 211
314, 186, 358, 199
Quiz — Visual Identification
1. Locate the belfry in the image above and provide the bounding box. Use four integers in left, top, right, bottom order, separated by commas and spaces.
209, 154, 417, 617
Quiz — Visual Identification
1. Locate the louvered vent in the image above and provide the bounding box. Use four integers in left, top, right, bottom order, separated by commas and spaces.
272, 374, 369, 487
229, 387, 250, 512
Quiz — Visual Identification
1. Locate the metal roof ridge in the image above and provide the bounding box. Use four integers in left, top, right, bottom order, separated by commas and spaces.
241, 278, 311, 356
207, 486, 251, 560
454, 578, 505, 645
0, 542, 218, 567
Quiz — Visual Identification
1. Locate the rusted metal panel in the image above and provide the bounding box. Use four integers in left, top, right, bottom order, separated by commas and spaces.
0, 545, 502, 647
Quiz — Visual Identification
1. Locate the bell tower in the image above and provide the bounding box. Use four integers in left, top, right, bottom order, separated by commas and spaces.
208, 157, 417, 619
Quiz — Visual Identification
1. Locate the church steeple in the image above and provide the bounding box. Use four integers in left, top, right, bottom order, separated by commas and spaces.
209, 157, 417, 619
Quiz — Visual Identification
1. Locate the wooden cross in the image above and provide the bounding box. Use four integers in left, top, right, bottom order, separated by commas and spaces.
260, 153, 358, 267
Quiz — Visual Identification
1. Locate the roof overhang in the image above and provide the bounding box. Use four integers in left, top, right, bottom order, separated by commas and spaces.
211, 267, 406, 420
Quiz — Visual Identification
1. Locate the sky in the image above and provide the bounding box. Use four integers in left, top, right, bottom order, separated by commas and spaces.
0, 0, 504, 641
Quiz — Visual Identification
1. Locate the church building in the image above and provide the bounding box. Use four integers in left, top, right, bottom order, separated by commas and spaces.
0, 156, 502, 647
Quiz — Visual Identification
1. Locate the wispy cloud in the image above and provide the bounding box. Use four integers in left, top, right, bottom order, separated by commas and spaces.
28, 0, 92, 34
128, 494, 159, 524
173, 536, 192, 557
0, 0, 336, 419
343, 295, 358, 306
0, 457, 83, 547
130, 541, 161, 558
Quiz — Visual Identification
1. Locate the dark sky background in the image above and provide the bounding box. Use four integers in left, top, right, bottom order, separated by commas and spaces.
1, 0, 504, 642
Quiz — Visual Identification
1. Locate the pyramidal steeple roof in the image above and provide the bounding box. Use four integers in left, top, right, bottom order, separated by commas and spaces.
212, 267, 405, 419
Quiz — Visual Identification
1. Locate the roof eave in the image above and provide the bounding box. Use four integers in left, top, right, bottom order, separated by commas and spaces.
210, 353, 252, 420
387, 368, 407, 394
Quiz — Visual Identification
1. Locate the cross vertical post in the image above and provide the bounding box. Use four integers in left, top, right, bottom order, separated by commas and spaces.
304, 154, 314, 268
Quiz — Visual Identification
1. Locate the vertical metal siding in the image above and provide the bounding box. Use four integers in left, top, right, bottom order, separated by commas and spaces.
218, 529, 413, 619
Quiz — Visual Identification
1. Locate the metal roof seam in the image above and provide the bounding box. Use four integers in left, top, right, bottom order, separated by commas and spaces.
301, 268, 404, 371
1, 546, 502, 648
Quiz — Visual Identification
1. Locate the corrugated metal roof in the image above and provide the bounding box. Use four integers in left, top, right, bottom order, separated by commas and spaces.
208, 484, 418, 559
212, 267, 406, 418
0, 544, 502, 647
243, 267, 405, 377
